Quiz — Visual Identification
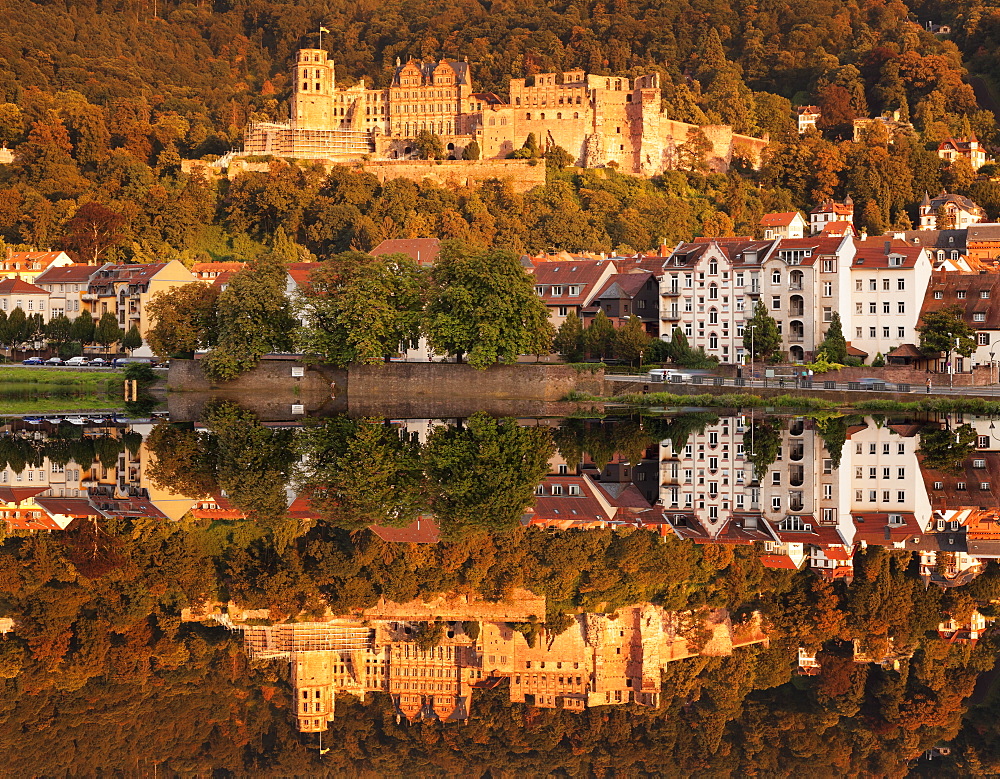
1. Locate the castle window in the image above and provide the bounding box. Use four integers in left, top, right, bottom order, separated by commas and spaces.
574, 112, 579, 119
540, 113, 545, 119
557, 113, 562, 119
526, 113, 531, 120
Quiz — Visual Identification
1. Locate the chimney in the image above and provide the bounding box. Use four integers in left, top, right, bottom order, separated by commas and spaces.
884, 240, 892, 254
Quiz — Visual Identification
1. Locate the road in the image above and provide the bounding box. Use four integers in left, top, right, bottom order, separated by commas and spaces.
611, 374, 1000, 397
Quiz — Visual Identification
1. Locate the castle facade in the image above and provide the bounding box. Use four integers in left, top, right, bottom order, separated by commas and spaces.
242, 48, 768, 176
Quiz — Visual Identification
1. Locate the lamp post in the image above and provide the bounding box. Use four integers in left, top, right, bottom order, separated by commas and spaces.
748, 324, 757, 385
991, 351, 996, 387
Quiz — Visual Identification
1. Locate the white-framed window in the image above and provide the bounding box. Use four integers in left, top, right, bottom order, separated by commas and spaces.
934, 291, 943, 299
979, 333, 990, 345
974, 313, 986, 322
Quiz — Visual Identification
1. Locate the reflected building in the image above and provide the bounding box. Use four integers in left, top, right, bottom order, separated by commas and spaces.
221, 597, 767, 731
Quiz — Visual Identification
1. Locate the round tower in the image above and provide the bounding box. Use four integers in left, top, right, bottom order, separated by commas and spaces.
292, 48, 335, 130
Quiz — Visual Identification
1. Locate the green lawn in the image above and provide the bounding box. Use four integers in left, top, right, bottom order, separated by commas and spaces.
0, 396, 123, 415
0, 368, 119, 389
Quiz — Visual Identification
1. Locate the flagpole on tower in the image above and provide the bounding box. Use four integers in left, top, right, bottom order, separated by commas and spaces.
318, 24, 329, 49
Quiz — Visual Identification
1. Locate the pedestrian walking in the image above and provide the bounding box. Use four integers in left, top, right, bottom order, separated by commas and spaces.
926, 377, 931, 394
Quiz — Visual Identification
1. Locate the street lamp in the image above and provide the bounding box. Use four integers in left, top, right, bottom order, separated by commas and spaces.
991, 351, 996, 386
748, 324, 757, 385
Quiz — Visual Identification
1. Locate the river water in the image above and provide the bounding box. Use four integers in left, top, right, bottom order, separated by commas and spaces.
0, 403, 996, 775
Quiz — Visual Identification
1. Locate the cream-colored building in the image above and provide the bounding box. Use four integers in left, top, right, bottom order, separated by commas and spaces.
33, 263, 101, 319
86, 261, 198, 355
0, 250, 73, 282
0, 277, 50, 323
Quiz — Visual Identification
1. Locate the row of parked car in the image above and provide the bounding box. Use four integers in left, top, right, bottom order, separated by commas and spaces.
21, 356, 160, 368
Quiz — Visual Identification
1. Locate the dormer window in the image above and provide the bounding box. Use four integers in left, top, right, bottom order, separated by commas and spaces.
888, 255, 903, 267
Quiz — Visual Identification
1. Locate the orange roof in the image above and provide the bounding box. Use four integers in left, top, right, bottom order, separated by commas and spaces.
286, 262, 318, 288
369, 517, 440, 543
0, 277, 49, 295
760, 212, 802, 227
760, 554, 801, 569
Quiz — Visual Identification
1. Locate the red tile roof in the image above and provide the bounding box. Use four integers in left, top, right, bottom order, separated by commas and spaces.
921, 271, 1000, 330
286, 262, 319, 289
532, 260, 616, 305
0, 486, 48, 503
369, 517, 440, 543
852, 239, 927, 269
0, 277, 49, 295
34, 264, 101, 285
760, 554, 802, 569
592, 271, 654, 301
371, 238, 441, 266
760, 212, 802, 227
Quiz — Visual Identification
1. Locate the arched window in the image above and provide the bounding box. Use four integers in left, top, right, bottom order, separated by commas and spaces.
709, 308, 719, 325
708, 283, 718, 300
526, 112, 531, 120
515, 97, 521, 106
540, 112, 545, 119
557, 112, 562, 119
709, 333, 718, 349
574, 112, 579, 119
708, 260, 718, 275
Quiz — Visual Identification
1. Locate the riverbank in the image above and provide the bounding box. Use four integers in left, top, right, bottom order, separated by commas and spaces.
0, 367, 122, 414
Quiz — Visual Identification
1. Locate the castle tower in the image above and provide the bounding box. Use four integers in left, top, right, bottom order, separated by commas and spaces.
292, 48, 336, 130
292, 651, 336, 732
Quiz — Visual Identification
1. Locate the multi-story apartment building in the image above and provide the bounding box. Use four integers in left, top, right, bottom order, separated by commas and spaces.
0, 277, 51, 322
920, 272, 1000, 373
660, 238, 777, 365
531, 259, 618, 330
848, 239, 932, 363
33, 263, 101, 318
86, 261, 197, 355
760, 235, 855, 363
0, 250, 73, 282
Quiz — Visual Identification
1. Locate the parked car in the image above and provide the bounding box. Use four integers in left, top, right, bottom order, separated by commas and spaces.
64, 416, 87, 425
23, 417, 44, 424
44, 357, 64, 366
65, 356, 89, 366
21, 357, 43, 365
88, 357, 109, 367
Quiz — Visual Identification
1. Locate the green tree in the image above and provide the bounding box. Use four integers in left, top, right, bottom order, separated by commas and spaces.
70, 311, 95, 347
677, 127, 713, 172
299, 419, 425, 530
45, 314, 73, 355
414, 130, 444, 160
918, 424, 977, 475
819, 311, 848, 363
424, 413, 554, 538
95, 312, 123, 356
917, 304, 976, 369
462, 140, 480, 160
424, 241, 553, 368
145, 282, 220, 359
202, 255, 297, 381
615, 316, 651, 365
122, 325, 142, 355
584, 310, 616, 360
743, 301, 781, 362
295, 251, 426, 365
745, 418, 782, 482
545, 145, 574, 170
1, 307, 27, 357
554, 310, 585, 362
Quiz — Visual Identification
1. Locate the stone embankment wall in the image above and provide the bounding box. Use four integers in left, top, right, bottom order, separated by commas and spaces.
604, 379, 923, 405
166, 359, 605, 420
182, 157, 547, 193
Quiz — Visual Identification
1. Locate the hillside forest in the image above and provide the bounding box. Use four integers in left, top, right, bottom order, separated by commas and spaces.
3, 0, 1000, 261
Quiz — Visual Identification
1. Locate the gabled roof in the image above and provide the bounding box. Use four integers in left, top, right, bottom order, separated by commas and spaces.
371, 238, 441, 267
91, 264, 168, 283
191, 261, 247, 276
893, 229, 967, 251
967, 224, 1000, 243
34, 263, 102, 285
925, 191, 984, 214
532, 260, 617, 305
852, 512, 921, 546
593, 272, 654, 302
0, 486, 48, 504
669, 238, 777, 269
0, 277, 49, 295
369, 517, 440, 544
820, 221, 856, 237
921, 271, 1000, 330
811, 198, 854, 216
760, 554, 802, 570
852, 238, 927, 269
760, 212, 803, 227
286, 261, 319, 289
939, 136, 980, 152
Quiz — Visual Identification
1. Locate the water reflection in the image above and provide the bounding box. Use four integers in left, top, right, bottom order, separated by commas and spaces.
1, 406, 999, 773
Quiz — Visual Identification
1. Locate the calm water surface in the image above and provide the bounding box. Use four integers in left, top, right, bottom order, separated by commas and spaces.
0, 403, 998, 775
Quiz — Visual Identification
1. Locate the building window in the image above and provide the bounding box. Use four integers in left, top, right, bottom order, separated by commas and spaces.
883, 301, 891, 314
898, 278, 905, 290
869, 302, 877, 314
934, 291, 943, 299
979, 333, 990, 345
983, 290, 991, 299
882, 326, 890, 338
823, 281, 832, 297
975, 313, 986, 322
856, 280, 863, 291
958, 290, 967, 299
897, 302, 905, 313
870, 279, 877, 291
771, 296, 780, 310
897, 327, 905, 338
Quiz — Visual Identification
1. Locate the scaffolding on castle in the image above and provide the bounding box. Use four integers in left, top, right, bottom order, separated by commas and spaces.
239, 621, 374, 661
243, 120, 375, 160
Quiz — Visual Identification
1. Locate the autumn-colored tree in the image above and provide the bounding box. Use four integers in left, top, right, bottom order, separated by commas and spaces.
146, 282, 220, 358
61, 202, 126, 263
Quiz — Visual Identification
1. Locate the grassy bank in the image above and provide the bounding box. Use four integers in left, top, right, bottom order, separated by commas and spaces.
0, 368, 122, 415
853, 397, 1000, 414
610, 391, 839, 410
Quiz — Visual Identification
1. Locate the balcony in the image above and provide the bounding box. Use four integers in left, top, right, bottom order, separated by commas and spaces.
788, 283, 803, 291
662, 311, 681, 321
788, 335, 805, 343
788, 307, 804, 317
81, 293, 98, 301
664, 287, 681, 297
789, 466, 804, 487
789, 445, 805, 462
